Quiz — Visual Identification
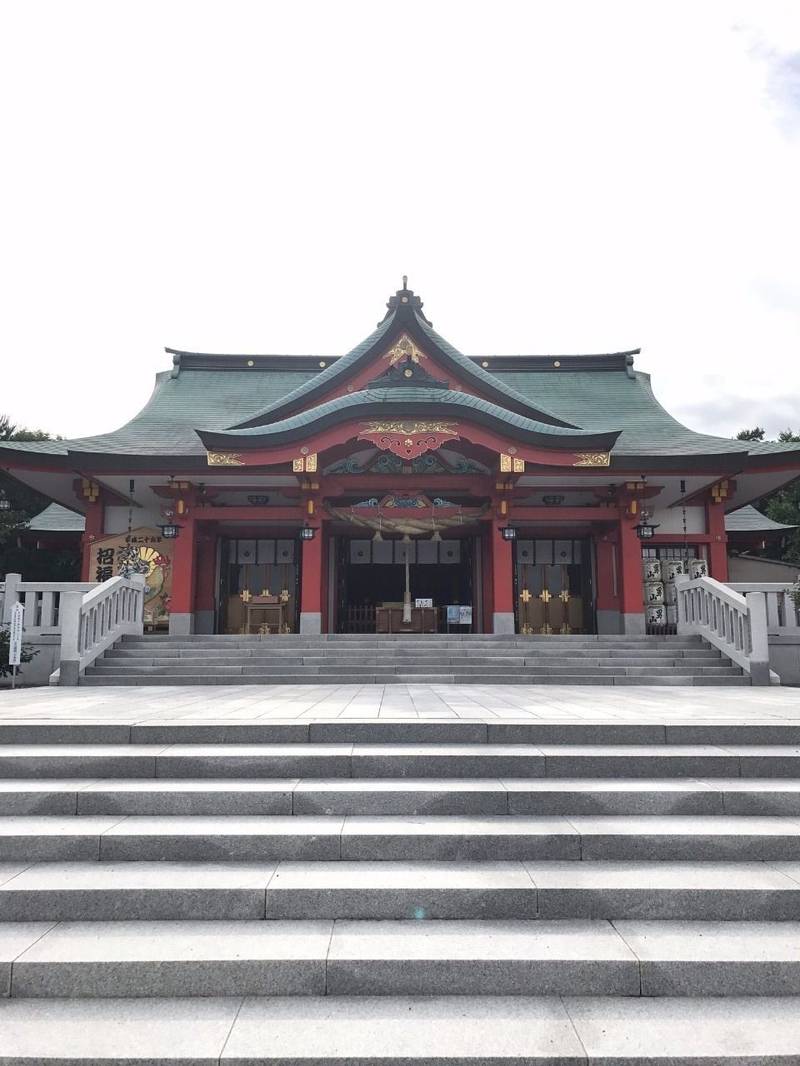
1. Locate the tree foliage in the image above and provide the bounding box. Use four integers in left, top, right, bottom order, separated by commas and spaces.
737, 427, 800, 564
0, 626, 36, 679
1, 415, 79, 582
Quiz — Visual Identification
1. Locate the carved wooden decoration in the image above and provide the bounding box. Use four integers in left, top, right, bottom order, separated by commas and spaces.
357, 420, 459, 459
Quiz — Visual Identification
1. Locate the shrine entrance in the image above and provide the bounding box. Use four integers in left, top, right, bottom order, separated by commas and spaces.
334, 534, 477, 633
514, 537, 595, 634
217, 536, 300, 634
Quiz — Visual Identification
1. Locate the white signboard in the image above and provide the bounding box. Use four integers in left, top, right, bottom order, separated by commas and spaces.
446, 605, 473, 625
414, 598, 433, 608
8, 601, 24, 666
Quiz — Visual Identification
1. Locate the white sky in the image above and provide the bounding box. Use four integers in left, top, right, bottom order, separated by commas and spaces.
1, 0, 798, 441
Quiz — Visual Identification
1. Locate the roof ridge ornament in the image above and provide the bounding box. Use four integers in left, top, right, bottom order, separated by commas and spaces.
379, 277, 433, 327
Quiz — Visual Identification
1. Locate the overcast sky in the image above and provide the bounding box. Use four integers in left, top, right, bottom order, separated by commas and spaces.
1, 0, 798, 441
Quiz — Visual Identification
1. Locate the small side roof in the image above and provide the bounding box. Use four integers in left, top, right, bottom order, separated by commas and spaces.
725, 505, 797, 534
26, 503, 85, 532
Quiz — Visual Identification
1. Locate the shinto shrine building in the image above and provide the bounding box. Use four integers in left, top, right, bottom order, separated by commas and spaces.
3, 282, 800, 637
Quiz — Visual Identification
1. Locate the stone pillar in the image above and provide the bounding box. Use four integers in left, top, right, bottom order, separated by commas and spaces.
618, 515, 646, 635
1, 573, 21, 624
168, 516, 197, 636
706, 499, 729, 581
80, 498, 105, 581
299, 526, 323, 634
491, 522, 515, 634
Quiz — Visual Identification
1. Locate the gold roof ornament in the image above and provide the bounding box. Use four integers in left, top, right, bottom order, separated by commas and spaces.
573, 452, 611, 467
382, 333, 427, 367
207, 451, 244, 467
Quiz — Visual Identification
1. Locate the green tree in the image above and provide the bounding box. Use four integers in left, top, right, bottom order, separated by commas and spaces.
763, 430, 800, 564
0, 415, 58, 564
737, 427, 800, 564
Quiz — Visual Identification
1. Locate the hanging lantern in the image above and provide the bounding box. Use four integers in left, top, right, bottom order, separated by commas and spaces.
500, 526, 517, 541
299, 526, 316, 541
635, 508, 660, 540
634, 474, 659, 540
159, 524, 181, 539
0, 491, 10, 512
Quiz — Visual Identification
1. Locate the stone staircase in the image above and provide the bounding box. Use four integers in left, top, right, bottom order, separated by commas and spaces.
1, 715, 800, 1060
82, 633, 749, 685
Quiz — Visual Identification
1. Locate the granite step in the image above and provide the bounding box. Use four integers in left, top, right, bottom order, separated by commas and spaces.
92, 655, 728, 670
86, 656, 738, 673
120, 634, 710, 645
4, 813, 800, 863
6, 721, 800, 746
5, 859, 800, 922
6, 918, 800, 999
264, 859, 800, 921
2, 742, 798, 778
6, 776, 800, 817
80, 673, 752, 686
108, 647, 725, 661
2, 994, 799, 1063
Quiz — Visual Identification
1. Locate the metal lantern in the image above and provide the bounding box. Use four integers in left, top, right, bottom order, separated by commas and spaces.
500, 526, 517, 541
635, 508, 659, 540
299, 526, 316, 541
158, 524, 181, 539
0, 491, 10, 512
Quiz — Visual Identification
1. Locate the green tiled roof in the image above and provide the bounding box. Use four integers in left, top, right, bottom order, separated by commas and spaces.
725, 505, 796, 533
490, 367, 754, 458
231, 304, 578, 431
26, 503, 85, 532
200, 388, 620, 450
1, 286, 800, 468
64, 368, 315, 456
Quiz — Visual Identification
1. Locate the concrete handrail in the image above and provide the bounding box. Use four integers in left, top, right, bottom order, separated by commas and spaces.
728, 582, 800, 632
57, 574, 146, 685
675, 575, 772, 685
1, 573, 97, 632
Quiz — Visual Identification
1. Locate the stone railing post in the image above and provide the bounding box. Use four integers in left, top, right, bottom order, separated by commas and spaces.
58, 591, 86, 686
1, 573, 22, 625
747, 591, 771, 686
675, 575, 690, 635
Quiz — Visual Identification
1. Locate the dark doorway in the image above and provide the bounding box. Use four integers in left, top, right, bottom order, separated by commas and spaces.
336, 535, 474, 633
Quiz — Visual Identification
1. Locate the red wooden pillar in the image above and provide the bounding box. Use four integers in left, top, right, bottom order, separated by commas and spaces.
618, 514, 646, 634
168, 516, 197, 635
300, 525, 323, 634
193, 527, 217, 634
706, 500, 729, 581
80, 499, 105, 581
481, 526, 493, 634
594, 531, 621, 634
491, 520, 515, 634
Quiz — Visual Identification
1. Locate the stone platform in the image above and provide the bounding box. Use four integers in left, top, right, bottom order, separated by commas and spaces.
1, 684, 800, 1061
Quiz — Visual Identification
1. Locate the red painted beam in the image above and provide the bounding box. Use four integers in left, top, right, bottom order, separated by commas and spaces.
510, 506, 619, 522
193, 507, 305, 522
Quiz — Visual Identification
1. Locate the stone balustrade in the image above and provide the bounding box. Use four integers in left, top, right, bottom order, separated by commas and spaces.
1, 573, 145, 685
675, 575, 772, 685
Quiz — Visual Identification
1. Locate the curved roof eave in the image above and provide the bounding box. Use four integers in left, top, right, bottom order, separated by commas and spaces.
226, 303, 581, 432
197, 387, 622, 452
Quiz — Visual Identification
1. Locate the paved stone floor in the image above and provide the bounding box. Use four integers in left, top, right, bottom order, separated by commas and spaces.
0, 684, 799, 722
